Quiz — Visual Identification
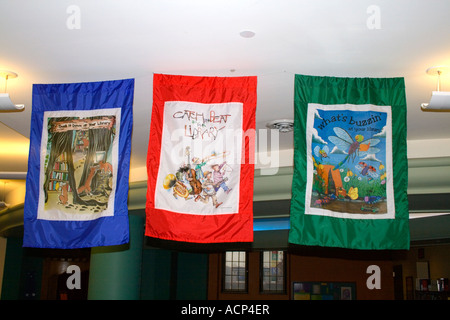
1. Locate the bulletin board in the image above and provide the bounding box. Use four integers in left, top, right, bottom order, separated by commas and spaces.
292, 281, 356, 300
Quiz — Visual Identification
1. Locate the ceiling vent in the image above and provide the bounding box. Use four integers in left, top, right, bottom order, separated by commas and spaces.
266, 119, 294, 133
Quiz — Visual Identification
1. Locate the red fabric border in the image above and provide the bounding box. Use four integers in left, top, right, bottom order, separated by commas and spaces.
145, 74, 257, 243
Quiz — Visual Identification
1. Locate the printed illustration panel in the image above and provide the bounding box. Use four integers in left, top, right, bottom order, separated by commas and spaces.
38, 108, 121, 221
305, 104, 395, 219
155, 101, 243, 215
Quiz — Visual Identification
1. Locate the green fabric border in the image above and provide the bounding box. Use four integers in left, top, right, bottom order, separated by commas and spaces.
288, 74, 410, 250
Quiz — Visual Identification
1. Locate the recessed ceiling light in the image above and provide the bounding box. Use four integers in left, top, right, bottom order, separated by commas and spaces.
239, 30, 255, 38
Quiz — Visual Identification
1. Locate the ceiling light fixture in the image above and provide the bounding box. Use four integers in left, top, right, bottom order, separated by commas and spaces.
239, 30, 255, 38
421, 66, 450, 112
0, 70, 24, 112
266, 119, 294, 133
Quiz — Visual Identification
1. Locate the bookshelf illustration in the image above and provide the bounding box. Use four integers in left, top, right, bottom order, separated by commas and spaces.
48, 152, 72, 192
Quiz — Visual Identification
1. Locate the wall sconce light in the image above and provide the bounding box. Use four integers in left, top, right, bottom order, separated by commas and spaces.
0, 70, 24, 112
421, 66, 450, 112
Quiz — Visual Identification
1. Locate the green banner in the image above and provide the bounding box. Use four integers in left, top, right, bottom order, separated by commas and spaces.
289, 74, 409, 250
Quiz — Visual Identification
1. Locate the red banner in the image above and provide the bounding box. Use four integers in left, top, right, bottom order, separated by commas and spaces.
145, 74, 257, 243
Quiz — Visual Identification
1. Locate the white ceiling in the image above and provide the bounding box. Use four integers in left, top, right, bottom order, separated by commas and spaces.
1, 0, 450, 180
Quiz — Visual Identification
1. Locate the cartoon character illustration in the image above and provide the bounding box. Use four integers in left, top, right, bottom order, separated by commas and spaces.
309, 109, 390, 215
184, 147, 202, 195
328, 127, 380, 169
355, 162, 379, 179
77, 160, 112, 196
313, 163, 344, 196
58, 182, 69, 205
313, 194, 335, 207
191, 157, 207, 180
211, 162, 232, 194
360, 206, 379, 213
314, 145, 329, 161
173, 180, 190, 199
194, 171, 224, 208
163, 173, 177, 190
347, 186, 359, 200
336, 187, 347, 199
361, 195, 382, 213
164, 148, 234, 209
163, 173, 190, 200
364, 195, 382, 204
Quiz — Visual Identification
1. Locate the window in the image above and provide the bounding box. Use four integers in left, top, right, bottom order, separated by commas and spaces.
260, 250, 286, 293
223, 251, 248, 292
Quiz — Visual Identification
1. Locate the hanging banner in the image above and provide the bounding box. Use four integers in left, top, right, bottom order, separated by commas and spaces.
289, 74, 410, 250
146, 74, 256, 243
23, 79, 134, 248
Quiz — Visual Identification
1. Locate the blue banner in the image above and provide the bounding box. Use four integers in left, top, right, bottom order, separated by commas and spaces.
23, 79, 134, 248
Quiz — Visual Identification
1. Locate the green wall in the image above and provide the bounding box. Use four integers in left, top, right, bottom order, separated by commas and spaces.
177, 251, 208, 300
140, 249, 208, 300
1, 237, 43, 300
1, 237, 23, 300
88, 214, 144, 300
1, 214, 209, 300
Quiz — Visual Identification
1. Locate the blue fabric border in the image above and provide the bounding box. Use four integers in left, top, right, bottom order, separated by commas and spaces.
23, 79, 134, 248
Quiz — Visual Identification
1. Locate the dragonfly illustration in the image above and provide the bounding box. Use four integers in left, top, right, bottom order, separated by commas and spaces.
328, 127, 380, 169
